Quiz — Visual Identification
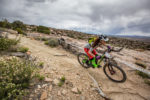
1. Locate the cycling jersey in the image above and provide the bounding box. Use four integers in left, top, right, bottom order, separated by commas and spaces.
84, 42, 94, 52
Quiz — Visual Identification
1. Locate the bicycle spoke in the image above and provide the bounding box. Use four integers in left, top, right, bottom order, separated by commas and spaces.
105, 65, 124, 81
77, 53, 90, 68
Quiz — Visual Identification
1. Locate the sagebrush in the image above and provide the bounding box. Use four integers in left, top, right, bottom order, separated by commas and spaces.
37, 26, 50, 34
0, 58, 38, 99
44, 38, 59, 47
0, 38, 19, 51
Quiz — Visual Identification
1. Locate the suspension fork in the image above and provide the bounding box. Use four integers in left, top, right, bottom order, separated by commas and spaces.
107, 61, 115, 75
97, 54, 105, 65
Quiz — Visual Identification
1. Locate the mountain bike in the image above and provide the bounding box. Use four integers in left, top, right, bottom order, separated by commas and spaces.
77, 47, 126, 83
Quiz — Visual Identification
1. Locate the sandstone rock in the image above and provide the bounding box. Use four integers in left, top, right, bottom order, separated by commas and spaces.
42, 84, 48, 88
71, 87, 78, 94
29, 98, 32, 100
34, 89, 38, 93
66, 81, 73, 87
40, 91, 47, 100
62, 89, 67, 95
49, 85, 53, 92
47, 95, 53, 100
38, 85, 41, 89
10, 52, 26, 57
80, 96, 85, 100
57, 91, 61, 96
53, 79, 59, 85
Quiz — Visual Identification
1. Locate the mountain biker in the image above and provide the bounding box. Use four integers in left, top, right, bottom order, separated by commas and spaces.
84, 35, 111, 68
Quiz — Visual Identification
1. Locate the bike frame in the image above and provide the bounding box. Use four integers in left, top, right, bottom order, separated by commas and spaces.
97, 53, 105, 64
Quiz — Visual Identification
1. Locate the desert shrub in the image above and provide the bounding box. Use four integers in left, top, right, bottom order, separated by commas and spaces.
67, 33, 75, 38
34, 73, 45, 81
146, 45, 150, 49
0, 38, 19, 51
12, 20, 26, 30
136, 71, 150, 78
44, 41, 49, 45
77, 36, 83, 39
58, 81, 63, 87
31, 28, 37, 31
36, 37, 48, 41
0, 21, 5, 27
16, 28, 27, 36
58, 76, 66, 87
135, 61, 146, 69
41, 38, 48, 41
144, 79, 150, 86
16, 28, 23, 34
39, 62, 44, 67
17, 46, 29, 53
44, 38, 59, 47
0, 19, 12, 29
37, 26, 50, 34
60, 76, 65, 82
0, 58, 38, 99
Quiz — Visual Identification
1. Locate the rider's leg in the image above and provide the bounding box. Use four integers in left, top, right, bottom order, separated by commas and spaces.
84, 48, 92, 65
92, 49, 102, 67
92, 49, 97, 55
84, 48, 92, 58
84, 48, 99, 68
90, 57, 98, 68
92, 49, 101, 60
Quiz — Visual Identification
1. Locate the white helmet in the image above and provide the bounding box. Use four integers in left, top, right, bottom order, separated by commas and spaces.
99, 35, 109, 41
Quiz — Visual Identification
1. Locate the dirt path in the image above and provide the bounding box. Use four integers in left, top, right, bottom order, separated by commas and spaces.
9, 35, 103, 100
10, 34, 150, 100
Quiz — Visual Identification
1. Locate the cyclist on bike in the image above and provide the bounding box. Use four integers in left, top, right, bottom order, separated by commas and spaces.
84, 35, 111, 68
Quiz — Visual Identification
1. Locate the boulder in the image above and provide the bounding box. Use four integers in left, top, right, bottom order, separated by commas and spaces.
71, 87, 79, 94
62, 89, 67, 95
10, 52, 26, 57
40, 91, 47, 100
45, 77, 53, 82
53, 79, 59, 85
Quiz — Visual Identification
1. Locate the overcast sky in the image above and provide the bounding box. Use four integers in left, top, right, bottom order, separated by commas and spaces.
0, 0, 150, 36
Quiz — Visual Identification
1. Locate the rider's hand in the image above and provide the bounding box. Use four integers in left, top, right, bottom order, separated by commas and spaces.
107, 46, 112, 52
107, 45, 111, 49
96, 55, 101, 60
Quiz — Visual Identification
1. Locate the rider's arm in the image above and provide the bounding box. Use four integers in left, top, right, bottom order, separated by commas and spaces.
100, 41, 111, 49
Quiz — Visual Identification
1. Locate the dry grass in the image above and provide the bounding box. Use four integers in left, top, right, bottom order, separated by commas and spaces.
135, 61, 146, 69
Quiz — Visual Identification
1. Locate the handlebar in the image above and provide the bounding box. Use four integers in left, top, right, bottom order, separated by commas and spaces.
102, 47, 124, 54
96, 46, 124, 55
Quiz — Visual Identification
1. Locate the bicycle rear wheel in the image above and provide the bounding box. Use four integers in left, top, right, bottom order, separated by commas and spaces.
103, 63, 126, 83
77, 53, 90, 68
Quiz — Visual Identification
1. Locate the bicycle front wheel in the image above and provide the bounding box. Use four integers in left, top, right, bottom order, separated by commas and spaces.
77, 53, 90, 68
103, 63, 126, 83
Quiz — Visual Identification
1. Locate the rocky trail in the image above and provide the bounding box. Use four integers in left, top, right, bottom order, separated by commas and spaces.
8, 33, 150, 100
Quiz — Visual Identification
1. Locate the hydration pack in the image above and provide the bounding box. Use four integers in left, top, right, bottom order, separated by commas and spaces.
88, 37, 96, 45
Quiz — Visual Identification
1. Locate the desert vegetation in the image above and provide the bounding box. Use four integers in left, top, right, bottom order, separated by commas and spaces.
0, 35, 44, 99
135, 61, 147, 69
17, 46, 29, 53
44, 38, 59, 47
136, 71, 150, 86
0, 38, 19, 51
0, 58, 39, 99
37, 25, 50, 34
1, 19, 150, 50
